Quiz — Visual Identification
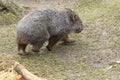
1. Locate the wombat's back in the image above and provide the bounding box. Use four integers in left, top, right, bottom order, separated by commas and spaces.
16, 9, 52, 44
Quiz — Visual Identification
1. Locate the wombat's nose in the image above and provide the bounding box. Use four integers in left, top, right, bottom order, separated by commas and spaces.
76, 28, 82, 33
81, 26, 84, 31
76, 25, 83, 33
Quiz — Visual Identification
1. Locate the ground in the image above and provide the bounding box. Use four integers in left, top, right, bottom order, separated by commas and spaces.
0, 0, 120, 80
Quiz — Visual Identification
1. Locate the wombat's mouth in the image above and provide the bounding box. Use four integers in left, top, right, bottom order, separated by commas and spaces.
76, 26, 83, 33
76, 29, 82, 33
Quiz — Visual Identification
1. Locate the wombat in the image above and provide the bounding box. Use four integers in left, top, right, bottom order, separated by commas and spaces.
16, 8, 83, 55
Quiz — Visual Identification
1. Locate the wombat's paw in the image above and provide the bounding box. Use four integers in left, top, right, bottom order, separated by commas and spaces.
46, 45, 52, 51
63, 39, 75, 45
32, 49, 39, 52
17, 52, 29, 55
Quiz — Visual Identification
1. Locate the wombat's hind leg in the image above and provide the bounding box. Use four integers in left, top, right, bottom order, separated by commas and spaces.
47, 35, 63, 51
32, 41, 45, 52
18, 44, 28, 55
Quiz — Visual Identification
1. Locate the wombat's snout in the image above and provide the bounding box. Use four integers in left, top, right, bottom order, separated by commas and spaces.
76, 25, 83, 33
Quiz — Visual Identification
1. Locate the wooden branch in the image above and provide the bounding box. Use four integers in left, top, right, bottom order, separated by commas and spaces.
14, 62, 46, 80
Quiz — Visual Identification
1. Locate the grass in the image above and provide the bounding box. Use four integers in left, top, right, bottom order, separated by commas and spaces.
0, 0, 120, 80
0, 0, 21, 25
0, 13, 21, 25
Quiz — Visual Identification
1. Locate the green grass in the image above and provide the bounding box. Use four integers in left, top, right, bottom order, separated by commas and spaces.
0, 0, 21, 25
75, 0, 120, 50
0, 13, 21, 25
0, 0, 120, 80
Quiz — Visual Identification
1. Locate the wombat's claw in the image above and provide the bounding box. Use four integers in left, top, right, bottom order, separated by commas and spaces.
63, 39, 75, 45
65, 39, 75, 43
17, 52, 29, 55
46, 45, 52, 51
32, 49, 39, 52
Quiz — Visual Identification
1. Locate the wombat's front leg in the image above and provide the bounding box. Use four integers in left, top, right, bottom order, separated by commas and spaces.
18, 44, 27, 55
61, 35, 75, 44
47, 35, 63, 51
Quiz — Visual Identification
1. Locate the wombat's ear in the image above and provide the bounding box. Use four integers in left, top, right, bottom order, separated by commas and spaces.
66, 8, 78, 23
72, 13, 78, 22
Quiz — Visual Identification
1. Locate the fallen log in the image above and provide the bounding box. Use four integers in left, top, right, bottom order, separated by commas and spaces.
13, 62, 46, 80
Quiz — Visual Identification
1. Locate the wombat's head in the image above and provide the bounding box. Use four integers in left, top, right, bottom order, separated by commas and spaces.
72, 14, 84, 33
66, 9, 84, 33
